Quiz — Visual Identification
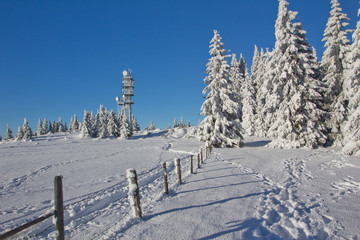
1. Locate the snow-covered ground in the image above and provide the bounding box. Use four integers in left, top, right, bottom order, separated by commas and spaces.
0, 129, 359, 239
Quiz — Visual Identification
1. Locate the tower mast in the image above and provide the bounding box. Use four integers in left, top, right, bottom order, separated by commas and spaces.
116, 70, 135, 124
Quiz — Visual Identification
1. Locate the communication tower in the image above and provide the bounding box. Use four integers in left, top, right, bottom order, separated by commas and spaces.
116, 70, 134, 122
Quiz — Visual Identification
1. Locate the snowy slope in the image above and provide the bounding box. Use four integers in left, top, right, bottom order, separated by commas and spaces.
0, 131, 359, 239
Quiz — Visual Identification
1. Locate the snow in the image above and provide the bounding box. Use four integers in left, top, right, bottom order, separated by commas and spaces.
0, 131, 359, 239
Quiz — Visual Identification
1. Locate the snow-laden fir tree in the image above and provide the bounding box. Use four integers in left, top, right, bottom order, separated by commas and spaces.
97, 105, 109, 139
5, 124, 13, 140
58, 117, 65, 133
148, 121, 156, 131
131, 115, 140, 131
107, 110, 120, 137
241, 69, 257, 136
173, 118, 178, 128
265, 0, 327, 148
119, 109, 132, 138
42, 118, 49, 135
69, 114, 80, 132
15, 126, 24, 141
21, 118, 33, 140
321, 0, 351, 146
36, 118, 43, 136
342, 9, 360, 155
229, 54, 242, 117
81, 111, 95, 137
179, 117, 186, 128
253, 48, 272, 137
199, 30, 243, 148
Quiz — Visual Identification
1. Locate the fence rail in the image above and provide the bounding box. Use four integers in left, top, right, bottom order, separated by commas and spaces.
0, 145, 213, 239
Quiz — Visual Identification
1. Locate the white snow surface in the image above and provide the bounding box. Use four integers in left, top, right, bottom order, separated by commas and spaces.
0, 130, 359, 239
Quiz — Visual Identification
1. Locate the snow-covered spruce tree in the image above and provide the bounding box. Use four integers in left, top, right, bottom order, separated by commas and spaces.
107, 110, 120, 137
36, 118, 43, 136
131, 116, 140, 131
81, 111, 95, 137
342, 9, 360, 155
199, 30, 243, 148
97, 105, 109, 139
69, 114, 80, 132
119, 109, 132, 138
148, 121, 156, 131
173, 118, 178, 128
21, 118, 33, 140
58, 117, 65, 133
229, 54, 243, 119
321, 0, 351, 145
42, 118, 49, 135
15, 126, 24, 141
179, 117, 186, 128
5, 124, 13, 140
265, 0, 327, 148
253, 48, 272, 137
241, 71, 257, 136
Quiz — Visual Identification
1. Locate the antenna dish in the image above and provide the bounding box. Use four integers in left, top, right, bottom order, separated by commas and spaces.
123, 70, 128, 77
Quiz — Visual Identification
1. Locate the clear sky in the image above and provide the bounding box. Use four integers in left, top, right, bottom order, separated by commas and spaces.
0, 0, 358, 136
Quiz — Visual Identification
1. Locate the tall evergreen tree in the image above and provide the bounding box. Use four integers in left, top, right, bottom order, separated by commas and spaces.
173, 118, 178, 128
15, 126, 24, 141
119, 109, 132, 138
42, 118, 49, 135
22, 118, 33, 140
265, 0, 327, 148
229, 54, 243, 118
107, 110, 120, 137
321, 0, 351, 145
131, 116, 140, 131
36, 118, 43, 136
342, 9, 360, 155
97, 105, 109, 139
81, 111, 95, 137
5, 124, 13, 140
199, 30, 243, 147
241, 72, 257, 136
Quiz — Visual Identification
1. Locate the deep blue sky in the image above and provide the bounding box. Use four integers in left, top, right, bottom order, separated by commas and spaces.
0, 0, 358, 136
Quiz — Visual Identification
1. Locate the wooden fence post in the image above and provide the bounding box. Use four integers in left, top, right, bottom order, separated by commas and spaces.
174, 158, 182, 184
126, 169, 142, 218
200, 149, 203, 163
162, 163, 169, 194
197, 153, 201, 168
190, 155, 194, 174
54, 176, 65, 240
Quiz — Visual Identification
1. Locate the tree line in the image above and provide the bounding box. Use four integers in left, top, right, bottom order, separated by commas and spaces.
198, 0, 360, 155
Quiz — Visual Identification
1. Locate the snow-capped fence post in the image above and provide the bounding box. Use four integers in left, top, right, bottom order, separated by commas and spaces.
162, 162, 169, 194
126, 169, 142, 218
197, 153, 201, 168
190, 155, 194, 174
54, 176, 65, 240
200, 149, 203, 163
174, 158, 182, 184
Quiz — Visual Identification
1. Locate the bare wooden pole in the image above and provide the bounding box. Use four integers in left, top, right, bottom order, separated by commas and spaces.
54, 176, 65, 240
126, 169, 142, 218
162, 162, 169, 194
174, 158, 182, 184
190, 155, 194, 174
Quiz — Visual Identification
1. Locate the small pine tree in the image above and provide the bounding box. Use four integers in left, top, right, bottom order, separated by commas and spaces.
119, 109, 132, 138
173, 118, 178, 128
81, 111, 95, 137
36, 118, 43, 136
148, 121, 156, 131
42, 118, 49, 135
131, 116, 140, 131
5, 124, 13, 140
97, 105, 109, 139
22, 118, 33, 140
15, 126, 24, 141
107, 110, 120, 137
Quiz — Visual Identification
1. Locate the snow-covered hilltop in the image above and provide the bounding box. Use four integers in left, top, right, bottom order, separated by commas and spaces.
0, 130, 359, 239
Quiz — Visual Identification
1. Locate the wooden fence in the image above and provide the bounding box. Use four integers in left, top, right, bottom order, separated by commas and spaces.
0, 145, 212, 239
